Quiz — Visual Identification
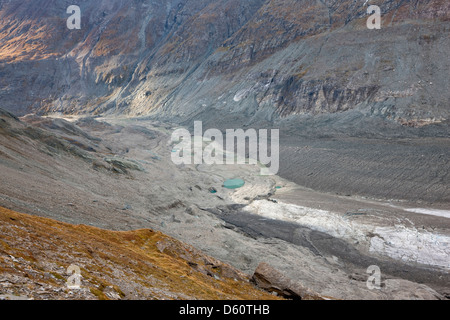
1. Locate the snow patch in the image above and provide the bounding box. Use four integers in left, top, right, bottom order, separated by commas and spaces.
404, 208, 450, 219
233, 88, 251, 102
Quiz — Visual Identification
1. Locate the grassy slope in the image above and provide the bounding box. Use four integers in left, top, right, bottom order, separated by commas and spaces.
0, 206, 279, 300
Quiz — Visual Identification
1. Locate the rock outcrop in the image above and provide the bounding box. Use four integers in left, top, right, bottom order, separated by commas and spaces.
0, 206, 279, 300
251, 263, 445, 300
251, 262, 324, 300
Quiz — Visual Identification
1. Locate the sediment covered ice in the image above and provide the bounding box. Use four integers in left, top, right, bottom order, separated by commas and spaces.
246, 200, 450, 270
245, 200, 369, 244
369, 226, 450, 270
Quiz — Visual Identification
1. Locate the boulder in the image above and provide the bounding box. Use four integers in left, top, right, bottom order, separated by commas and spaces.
251, 262, 323, 300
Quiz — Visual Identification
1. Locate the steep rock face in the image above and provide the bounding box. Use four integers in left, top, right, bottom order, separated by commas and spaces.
0, 0, 266, 115
154, 0, 449, 128
0, 0, 449, 131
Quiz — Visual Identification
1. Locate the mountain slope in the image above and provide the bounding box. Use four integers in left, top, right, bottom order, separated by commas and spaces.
0, 205, 279, 300
0, 0, 448, 130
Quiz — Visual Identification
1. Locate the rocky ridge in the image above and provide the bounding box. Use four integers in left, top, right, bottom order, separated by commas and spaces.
0, 205, 279, 300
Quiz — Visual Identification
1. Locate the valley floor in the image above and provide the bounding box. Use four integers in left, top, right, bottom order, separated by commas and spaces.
0, 114, 448, 299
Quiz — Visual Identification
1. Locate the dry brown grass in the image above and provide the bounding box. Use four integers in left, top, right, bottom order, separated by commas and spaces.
0, 206, 280, 300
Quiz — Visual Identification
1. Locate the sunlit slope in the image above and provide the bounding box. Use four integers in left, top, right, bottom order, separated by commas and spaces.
0, 206, 279, 300
0, 0, 448, 123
